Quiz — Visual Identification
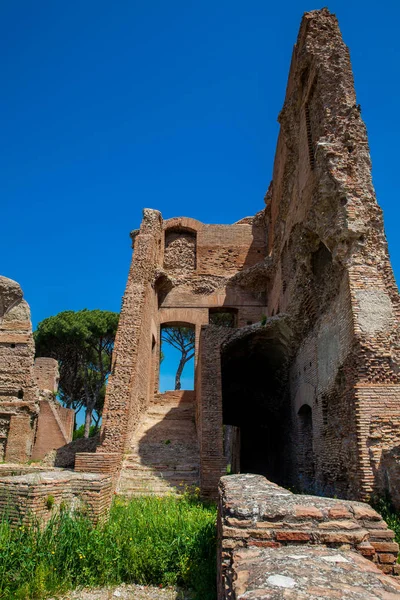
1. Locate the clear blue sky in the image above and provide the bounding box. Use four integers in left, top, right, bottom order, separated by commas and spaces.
2, 0, 399, 336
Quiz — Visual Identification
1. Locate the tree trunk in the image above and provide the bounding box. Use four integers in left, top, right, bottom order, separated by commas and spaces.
84, 406, 92, 438
175, 352, 187, 390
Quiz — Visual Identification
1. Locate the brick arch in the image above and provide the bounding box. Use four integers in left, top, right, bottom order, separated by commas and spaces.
159, 307, 209, 327
294, 382, 315, 415
163, 217, 204, 233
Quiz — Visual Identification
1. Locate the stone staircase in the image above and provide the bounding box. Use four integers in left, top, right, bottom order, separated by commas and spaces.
117, 390, 200, 496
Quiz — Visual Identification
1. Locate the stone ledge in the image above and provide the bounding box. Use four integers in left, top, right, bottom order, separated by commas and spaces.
217, 474, 399, 598
229, 546, 400, 599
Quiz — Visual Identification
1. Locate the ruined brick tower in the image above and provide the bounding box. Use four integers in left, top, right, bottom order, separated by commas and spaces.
78, 8, 400, 502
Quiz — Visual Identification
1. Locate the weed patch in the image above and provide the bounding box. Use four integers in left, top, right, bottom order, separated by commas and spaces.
0, 494, 217, 600
371, 495, 400, 547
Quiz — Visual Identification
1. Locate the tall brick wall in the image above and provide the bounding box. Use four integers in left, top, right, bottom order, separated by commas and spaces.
80, 209, 267, 490
76, 9, 400, 507
262, 8, 400, 499
98, 209, 163, 456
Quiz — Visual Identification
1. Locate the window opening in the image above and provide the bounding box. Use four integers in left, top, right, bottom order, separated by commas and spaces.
209, 308, 237, 328
159, 324, 195, 392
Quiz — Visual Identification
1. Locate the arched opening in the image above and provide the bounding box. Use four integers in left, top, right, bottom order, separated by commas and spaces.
154, 274, 173, 308
297, 404, 315, 491
221, 320, 292, 486
164, 227, 197, 271
159, 323, 195, 392
311, 241, 332, 280
209, 307, 237, 328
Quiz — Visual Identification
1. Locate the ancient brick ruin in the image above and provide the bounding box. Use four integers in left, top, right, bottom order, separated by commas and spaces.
0, 276, 40, 463
219, 474, 400, 598
0, 277, 74, 464
1, 7, 400, 597
75, 8, 400, 508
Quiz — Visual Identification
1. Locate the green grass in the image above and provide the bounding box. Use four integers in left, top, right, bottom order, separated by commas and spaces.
0, 493, 217, 600
371, 495, 400, 547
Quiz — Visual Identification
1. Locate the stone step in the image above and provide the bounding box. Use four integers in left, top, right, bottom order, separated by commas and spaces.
135, 418, 196, 431
124, 461, 198, 470
118, 390, 199, 498
128, 449, 199, 463
130, 430, 198, 446
118, 477, 198, 491
144, 409, 195, 420
120, 471, 199, 483
118, 481, 198, 494
124, 463, 199, 473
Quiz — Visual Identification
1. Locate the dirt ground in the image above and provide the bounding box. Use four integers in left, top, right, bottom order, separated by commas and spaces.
49, 584, 191, 599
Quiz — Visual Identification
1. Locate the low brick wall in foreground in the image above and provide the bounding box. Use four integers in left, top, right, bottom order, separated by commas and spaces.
218, 474, 400, 599
0, 470, 112, 525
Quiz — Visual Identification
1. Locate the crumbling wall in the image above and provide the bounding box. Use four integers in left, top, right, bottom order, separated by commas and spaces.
31, 358, 74, 461
74, 209, 164, 480
0, 277, 39, 463
34, 357, 59, 392
0, 470, 112, 526
99, 209, 163, 456
218, 474, 400, 599
265, 8, 400, 498
164, 229, 196, 271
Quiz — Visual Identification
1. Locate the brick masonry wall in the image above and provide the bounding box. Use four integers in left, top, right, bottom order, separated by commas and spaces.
31, 398, 74, 460
34, 357, 59, 392
79, 9, 400, 506
263, 8, 400, 499
97, 209, 163, 456
0, 277, 39, 463
0, 470, 112, 526
218, 474, 400, 599
81, 210, 267, 491
197, 326, 231, 498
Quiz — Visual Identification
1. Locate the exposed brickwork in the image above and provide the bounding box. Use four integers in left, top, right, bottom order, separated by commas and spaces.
91, 8, 400, 503
0, 8, 396, 543
0, 277, 39, 462
218, 474, 400, 599
0, 470, 112, 526
34, 357, 59, 392
80, 208, 266, 495
31, 398, 74, 460
90, 5, 400, 498
260, 7, 400, 500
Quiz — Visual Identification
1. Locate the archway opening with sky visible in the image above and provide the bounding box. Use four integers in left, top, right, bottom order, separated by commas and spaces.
159, 324, 195, 392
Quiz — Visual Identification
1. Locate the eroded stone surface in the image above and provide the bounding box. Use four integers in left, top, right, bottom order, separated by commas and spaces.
218, 475, 400, 598
231, 547, 400, 599
0, 276, 39, 462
